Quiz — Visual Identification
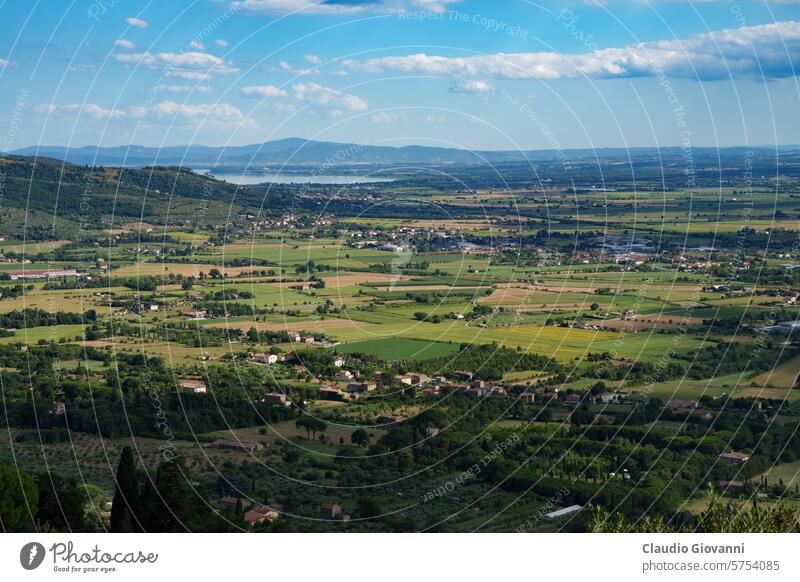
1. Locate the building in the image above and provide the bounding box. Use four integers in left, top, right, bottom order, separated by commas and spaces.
262, 392, 291, 407
52, 402, 66, 415
183, 309, 207, 320
244, 506, 279, 526
565, 393, 583, 406
378, 412, 405, 425
544, 505, 582, 519
7, 268, 80, 280
208, 439, 263, 454
333, 357, 346, 367
666, 399, 698, 410
251, 353, 279, 365
718, 451, 750, 465
320, 503, 342, 520
520, 392, 536, 405
347, 382, 376, 393
178, 379, 207, 394
335, 370, 354, 382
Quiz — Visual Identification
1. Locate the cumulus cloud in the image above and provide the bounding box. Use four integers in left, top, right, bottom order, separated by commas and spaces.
343, 20, 800, 81
189, 40, 205, 50
37, 100, 252, 129
292, 82, 368, 117
125, 17, 148, 28
278, 60, 319, 76
114, 39, 136, 50
37, 103, 146, 120
115, 51, 239, 78
371, 110, 408, 123
240, 85, 288, 97
232, 0, 461, 15
215, 39, 229, 47
154, 84, 212, 93
449, 78, 492, 93
305, 54, 322, 65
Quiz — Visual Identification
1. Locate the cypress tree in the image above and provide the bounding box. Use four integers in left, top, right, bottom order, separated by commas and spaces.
110, 446, 140, 532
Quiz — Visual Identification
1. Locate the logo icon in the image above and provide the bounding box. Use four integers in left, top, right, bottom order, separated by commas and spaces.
20, 542, 46, 570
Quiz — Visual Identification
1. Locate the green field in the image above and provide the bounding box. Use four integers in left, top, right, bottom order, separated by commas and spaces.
334, 337, 460, 361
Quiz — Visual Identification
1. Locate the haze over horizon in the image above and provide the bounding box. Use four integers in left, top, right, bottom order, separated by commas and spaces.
2, 1, 800, 152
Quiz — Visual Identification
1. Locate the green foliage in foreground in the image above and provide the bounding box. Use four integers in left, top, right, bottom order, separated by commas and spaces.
590, 487, 800, 533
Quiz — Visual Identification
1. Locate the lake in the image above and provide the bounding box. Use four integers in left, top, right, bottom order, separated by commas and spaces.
199, 171, 395, 186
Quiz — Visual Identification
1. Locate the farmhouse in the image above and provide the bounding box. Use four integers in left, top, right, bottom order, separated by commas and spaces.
378, 412, 405, 425
178, 379, 207, 393
244, 506, 279, 526
347, 381, 376, 393
183, 309, 207, 320
320, 503, 342, 520
520, 392, 536, 405
208, 439, 263, 454
262, 392, 291, 407
251, 352, 279, 365
7, 268, 80, 280
718, 451, 750, 465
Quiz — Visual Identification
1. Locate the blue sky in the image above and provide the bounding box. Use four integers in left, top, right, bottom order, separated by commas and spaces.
1, 0, 799, 151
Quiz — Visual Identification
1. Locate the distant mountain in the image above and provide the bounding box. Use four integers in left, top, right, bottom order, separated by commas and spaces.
8, 139, 800, 170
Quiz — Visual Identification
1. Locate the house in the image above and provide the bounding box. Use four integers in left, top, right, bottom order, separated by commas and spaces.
319, 387, 345, 401
208, 439, 263, 454
7, 268, 80, 280
178, 379, 207, 394
262, 392, 291, 407
565, 393, 583, 406
666, 399, 698, 410
452, 370, 473, 381
183, 309, 207, 320
52, 402, 66, 415
291, 334, 303, 343
378, 412, 405, 425
596, 393, 623, 404
718, 451, 750, 465
335, 370, 354, 382
148, 304, 159, 311
320, 503, 341, 520
333, 357, 346, 367
520, 392, 536, 405
244, 506, 279, 526
251, 353, 279, 365
346, 382, 376, 393
426, 427, 441, 437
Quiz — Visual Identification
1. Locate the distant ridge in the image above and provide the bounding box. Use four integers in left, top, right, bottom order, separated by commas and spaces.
9, 139, 796, 168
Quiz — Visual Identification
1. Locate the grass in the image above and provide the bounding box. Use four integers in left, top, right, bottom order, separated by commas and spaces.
334, 337, 460, 361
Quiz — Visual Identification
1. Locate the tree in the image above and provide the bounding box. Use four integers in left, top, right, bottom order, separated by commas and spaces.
110, 446, 140, 532
35, 474, 86, 532
351, 428, 369, 447
295, 416, 328, 440
0, 461, 37, 531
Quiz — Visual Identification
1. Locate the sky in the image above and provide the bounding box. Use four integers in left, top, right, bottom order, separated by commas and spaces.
1, 0, 800, 152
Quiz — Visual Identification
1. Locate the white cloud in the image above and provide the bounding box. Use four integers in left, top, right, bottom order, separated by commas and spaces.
189, 40, 205, 50
114, 39, 136, 50
292, 82, 368, 117
68, 64, 96, 73
305, 54, 322, 65
449, 78, 492, 93
154, 84, 212, 93
344, 20, 800, 81
37, 100, 252, 129
125, 17, 148, 28
115, 51, 239, 78
232, 0, 461, 14
215, 39, 229, 47
37, 103, 146, 120
278, 60, 319, 76
240, 85, 288, 97
371, 110, 408, 123
424, 114, 445, 123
